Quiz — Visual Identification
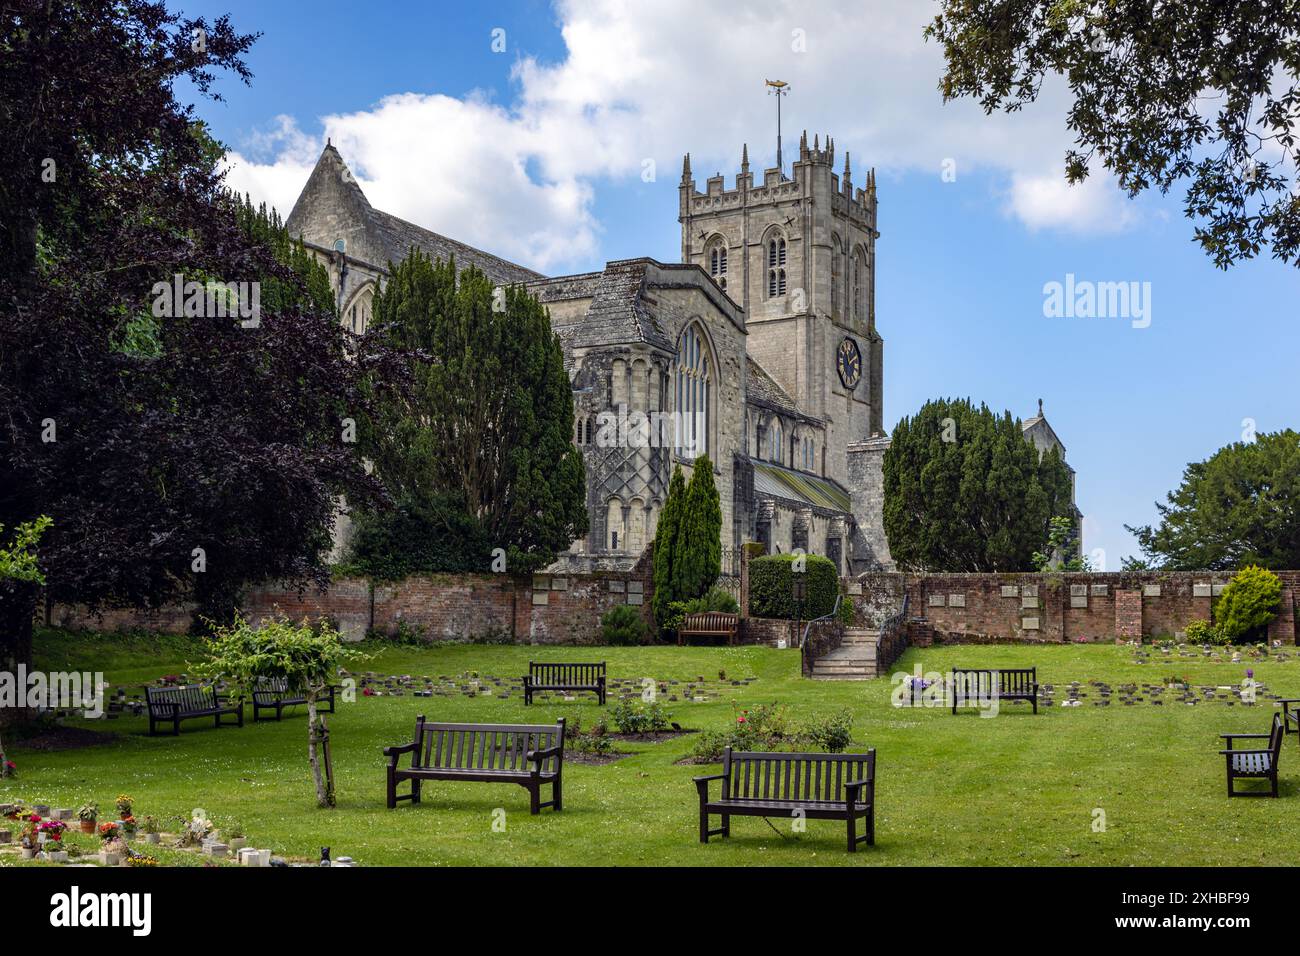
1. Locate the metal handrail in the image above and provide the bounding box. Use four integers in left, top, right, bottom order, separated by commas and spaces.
799, 593, 843, 676
876, 593, 910, 674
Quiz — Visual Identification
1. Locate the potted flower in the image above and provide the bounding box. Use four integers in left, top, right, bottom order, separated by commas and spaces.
227, 821, 246, 852
98, 821, 120, 840
77, 803, 98, 834
114, 794, 133, 820
120, 815, 137, 839
143, 816, 161, 844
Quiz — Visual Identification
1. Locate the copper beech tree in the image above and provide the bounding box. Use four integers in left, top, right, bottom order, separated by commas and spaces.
0, 0, 407, 705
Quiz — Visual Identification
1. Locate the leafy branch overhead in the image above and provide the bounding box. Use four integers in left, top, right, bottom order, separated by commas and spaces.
927, 0, 1300, 268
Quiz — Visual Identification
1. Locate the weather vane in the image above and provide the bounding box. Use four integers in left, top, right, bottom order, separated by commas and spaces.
766, 79, 789, 175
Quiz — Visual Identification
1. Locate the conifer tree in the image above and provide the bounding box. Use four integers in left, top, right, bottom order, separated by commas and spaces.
883, 399, 1072, 571
672, 454, 722, 601
651, 465, 687, 625
356, 249, 586, 574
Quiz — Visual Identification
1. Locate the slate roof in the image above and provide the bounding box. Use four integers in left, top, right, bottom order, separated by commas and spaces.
536, 260, 677, 353
285, 144, 542, 286
752, 460, 852, 513
746, 357, 798, 415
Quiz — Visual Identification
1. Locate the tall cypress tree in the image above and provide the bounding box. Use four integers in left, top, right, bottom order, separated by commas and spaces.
673, 454, 722, 601
652, 465, 687, 626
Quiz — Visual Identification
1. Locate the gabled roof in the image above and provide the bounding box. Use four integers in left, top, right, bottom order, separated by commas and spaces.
285, 144, 542, 285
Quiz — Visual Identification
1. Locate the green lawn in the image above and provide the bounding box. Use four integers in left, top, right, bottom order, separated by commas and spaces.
2, 631, 1295, 866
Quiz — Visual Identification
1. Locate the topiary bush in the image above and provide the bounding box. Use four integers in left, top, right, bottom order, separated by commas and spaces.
600, 604, 648, 646
1215, 565, 1283, 643
748, 553, 839, 619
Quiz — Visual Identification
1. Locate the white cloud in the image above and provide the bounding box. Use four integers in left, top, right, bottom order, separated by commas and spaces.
222, 0, 1141, 273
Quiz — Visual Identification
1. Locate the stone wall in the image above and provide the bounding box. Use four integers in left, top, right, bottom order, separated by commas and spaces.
49, 567, 654, 645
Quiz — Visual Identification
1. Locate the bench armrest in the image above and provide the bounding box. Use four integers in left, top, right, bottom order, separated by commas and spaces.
383, 742, 418, 765
693, 773, 726, 801
845, 778, 874, 805
1219, 748, 1267, 756
526, 745, 562, 766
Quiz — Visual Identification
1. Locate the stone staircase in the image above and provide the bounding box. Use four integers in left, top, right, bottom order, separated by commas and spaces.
809, 627, 878, 680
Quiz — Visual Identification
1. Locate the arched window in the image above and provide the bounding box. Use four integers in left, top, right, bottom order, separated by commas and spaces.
770, 420, 783, 464
831, 234, 843, 319
585, 418, 593, 445
707, 238, 728, 293
674, 324, 712, 458
852, 246, 868, 322
607, 498, 624, 551
766, 234, 787, 299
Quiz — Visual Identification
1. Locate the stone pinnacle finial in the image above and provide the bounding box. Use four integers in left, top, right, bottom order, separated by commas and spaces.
681, 152, 692, 182
741, 142, 749, 170
844, 151, 851, 178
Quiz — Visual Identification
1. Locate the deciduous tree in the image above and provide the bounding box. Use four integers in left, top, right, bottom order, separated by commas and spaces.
927, 0, 1300, 268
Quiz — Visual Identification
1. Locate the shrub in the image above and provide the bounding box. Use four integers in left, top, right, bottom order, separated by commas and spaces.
601, 605, 648, 646
682, 586, 739, 615
799, 709, 854, 753
1215, 566, 1283, 644
1184, 619, 1226, 645
608, 699, 672, 734
749, 553, 839, 619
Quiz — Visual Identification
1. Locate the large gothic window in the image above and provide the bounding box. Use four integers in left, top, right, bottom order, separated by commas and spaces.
674, 324, 712, 458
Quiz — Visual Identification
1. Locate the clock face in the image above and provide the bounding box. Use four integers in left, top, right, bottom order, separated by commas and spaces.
837, 337, 862, 389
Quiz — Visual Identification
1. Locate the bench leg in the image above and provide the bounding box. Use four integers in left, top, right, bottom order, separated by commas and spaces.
1271, 772, 1279, 798
720, 813, 729, 837
847, 814, 857, 853
411, 780, 421, 805
529, 783, 541, 815
386, 768, 397, 809
552, 777, 563, 812
173, 718, 181, 736
699, 804, 710, 843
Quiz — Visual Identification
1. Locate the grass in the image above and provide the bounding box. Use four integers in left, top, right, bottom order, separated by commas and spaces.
2, 631, 1295, 866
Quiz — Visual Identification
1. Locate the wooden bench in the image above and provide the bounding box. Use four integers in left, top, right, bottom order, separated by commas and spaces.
252, 677, 336, 722
1221, 714, 1284, 798
694, 747, 876, 852
1276, 698, 1300, 738
384, 716, 565, 814
950, 667, 1039, 714
145, 684, 243, 736
523, 662, 605, 705
677, 611, 739, 646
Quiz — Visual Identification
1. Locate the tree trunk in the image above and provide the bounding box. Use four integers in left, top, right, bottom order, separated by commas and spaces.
0, 581, 38, 729
306, 695, 329, 808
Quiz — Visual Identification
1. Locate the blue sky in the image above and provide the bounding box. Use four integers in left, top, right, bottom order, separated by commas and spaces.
181, 0, 1299, 567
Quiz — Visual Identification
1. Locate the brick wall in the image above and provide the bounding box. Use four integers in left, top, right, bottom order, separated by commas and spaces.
49, 566, 654, 645
889, 571, 1300, 645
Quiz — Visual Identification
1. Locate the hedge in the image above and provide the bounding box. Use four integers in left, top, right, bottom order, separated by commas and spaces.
749, 553, 839, 619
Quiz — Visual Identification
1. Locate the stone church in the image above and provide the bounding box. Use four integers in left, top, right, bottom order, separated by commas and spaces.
286, 133, 1077, 574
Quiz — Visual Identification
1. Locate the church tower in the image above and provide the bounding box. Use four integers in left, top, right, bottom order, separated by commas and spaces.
678, 132, 883, 487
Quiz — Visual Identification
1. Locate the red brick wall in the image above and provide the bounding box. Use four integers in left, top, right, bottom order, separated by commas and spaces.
47, 567, 654, 645
895, 571, 1295, 644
